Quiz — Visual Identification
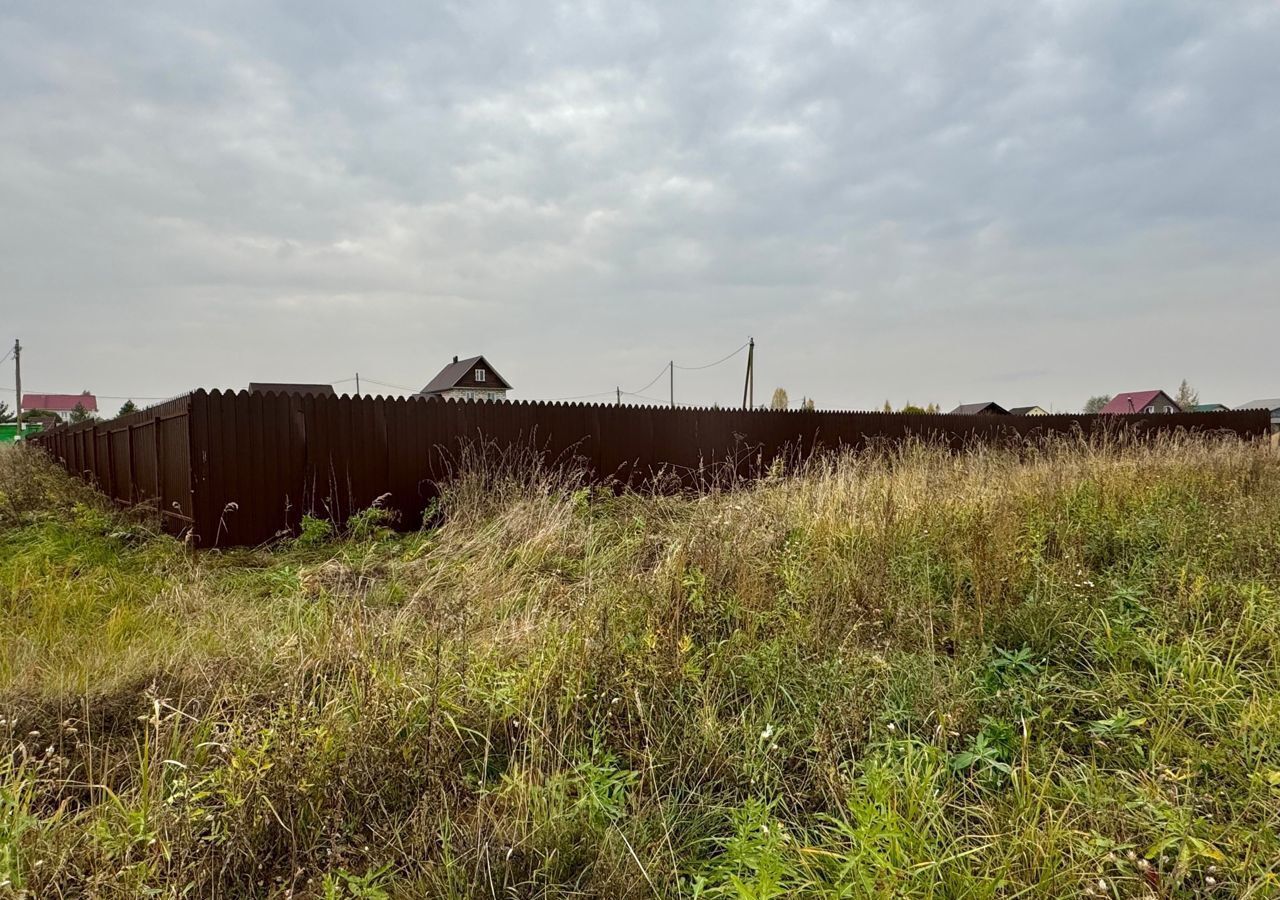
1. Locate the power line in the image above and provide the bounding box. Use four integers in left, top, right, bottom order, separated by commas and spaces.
673, 340, 750, 371
361, 377, 418, 392
629, 363, 671, 396
545, 390, 617, 402
0, 385, 172, 400
545, 338, 753, 406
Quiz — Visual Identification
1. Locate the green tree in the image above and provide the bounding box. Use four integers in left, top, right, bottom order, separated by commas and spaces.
117, 399, 138, 417
69, 402, 92, 424
0, 400, 13, 424
901, 403, 926, 414
882, 400, 893, 413
1084, 394, 1111, 414
20, 407, 56, 423
1175, 379, 1198, 410
770, 388, 789, 411
799, 397, 815, 411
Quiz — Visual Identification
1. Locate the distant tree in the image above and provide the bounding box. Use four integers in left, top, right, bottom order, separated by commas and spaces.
901, 403, 926, 414
20, 408, 56, 423
117, 399, 139, 417
770, 388, 789, 411
882, 400, 893, 413
0, 400, 13, 424
1084, 394, 1112, 414
925, 402, 940, 414
69, 402, 92, 424
1175, 379, 1199, 410
799, 397, 815, 411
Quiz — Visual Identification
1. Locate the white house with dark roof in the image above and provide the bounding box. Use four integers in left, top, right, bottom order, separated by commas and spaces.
418, 355, 512, 402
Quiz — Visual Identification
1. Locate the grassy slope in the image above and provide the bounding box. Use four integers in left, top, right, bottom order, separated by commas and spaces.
1, 438, 1279, 898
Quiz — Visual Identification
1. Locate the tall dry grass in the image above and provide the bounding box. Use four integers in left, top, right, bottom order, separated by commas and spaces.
1, 434, 1279, 898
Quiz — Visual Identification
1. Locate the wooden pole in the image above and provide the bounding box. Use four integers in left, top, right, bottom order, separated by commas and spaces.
13, 339, 21, 435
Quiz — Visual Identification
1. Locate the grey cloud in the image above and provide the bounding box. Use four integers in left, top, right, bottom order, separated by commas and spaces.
1, 0, 1278, 410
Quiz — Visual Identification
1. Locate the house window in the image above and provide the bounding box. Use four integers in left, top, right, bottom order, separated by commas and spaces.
1145, 406, 1155, 413
475, 368, 486, 382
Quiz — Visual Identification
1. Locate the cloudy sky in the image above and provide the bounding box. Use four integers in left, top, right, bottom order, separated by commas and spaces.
2, 1, 1278, 412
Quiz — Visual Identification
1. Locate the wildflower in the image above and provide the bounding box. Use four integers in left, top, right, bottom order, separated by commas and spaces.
1206, 876, 1217, 886
1126, 850, 1137, 862
761, 724, 774, 741
887, 722, 897, 733
1098, 878, 1108, 891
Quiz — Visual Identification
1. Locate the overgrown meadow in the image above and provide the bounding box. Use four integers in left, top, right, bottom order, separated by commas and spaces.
2, 436, 1279, 898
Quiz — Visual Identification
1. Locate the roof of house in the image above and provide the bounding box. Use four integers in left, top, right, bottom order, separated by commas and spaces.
1236, 398, 1280, 412
21, 392, 98, 412
1008, 405, 1047, 415
1190, 403, 1229, 412
948, 402, 1009, 415
1099, 390, 1177, 414
419, 355, 512, 394
248, 382, 335, 397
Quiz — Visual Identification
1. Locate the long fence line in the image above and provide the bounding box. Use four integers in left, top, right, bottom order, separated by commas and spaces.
30, 389, 1270, 547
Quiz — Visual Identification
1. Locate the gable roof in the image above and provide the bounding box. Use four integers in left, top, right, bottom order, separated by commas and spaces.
948, 402, 1009, 415
1236, 398, 1280, 411
1008, 405, 1047, 415
248, 382, 335, 397
1190, 403, 1229, 412
22, 392, 98, 413
419, 355, 512, 394
1100, 390, 1178, 414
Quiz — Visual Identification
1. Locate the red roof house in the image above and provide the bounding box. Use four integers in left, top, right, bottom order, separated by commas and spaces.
1099, 390, 1180, 415
21, 391, 99, 422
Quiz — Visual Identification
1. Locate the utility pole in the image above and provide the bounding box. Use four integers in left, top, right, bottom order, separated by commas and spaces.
616, 386, 621, 406
742, 337, 755, 410
12, 339, 21, 436
669, 361, 674, 408
355, 372, 360, 396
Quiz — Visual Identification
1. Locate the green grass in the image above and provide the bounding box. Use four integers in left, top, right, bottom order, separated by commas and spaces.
2, 436, 1279, 898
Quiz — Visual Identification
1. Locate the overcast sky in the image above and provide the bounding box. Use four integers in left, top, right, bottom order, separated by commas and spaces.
2, 1, 1278, 412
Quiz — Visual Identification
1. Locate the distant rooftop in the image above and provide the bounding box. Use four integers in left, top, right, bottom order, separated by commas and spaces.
1236, 398, 1280, 411
1099, 390, 1176, 415
949, 402, 1008, 415
248, 383, 336, 397
22, 391, 97, 412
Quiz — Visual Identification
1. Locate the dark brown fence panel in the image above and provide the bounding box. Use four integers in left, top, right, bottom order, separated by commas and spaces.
33, 389, 1271, 548
30, 395, 195, 539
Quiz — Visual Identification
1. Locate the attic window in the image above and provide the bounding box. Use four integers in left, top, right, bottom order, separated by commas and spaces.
475, 368, 486, 382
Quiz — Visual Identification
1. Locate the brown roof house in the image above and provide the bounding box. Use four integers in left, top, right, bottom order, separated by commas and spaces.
1009, 405, 1049, 416
419, 355, 512, 402
949, 402, 1009, 415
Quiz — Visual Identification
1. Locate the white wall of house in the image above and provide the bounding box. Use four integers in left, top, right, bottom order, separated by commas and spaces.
437, 388, 510, 402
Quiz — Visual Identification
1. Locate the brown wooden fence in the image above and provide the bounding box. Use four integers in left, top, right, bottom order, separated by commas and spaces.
31, 390, 1270, 547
